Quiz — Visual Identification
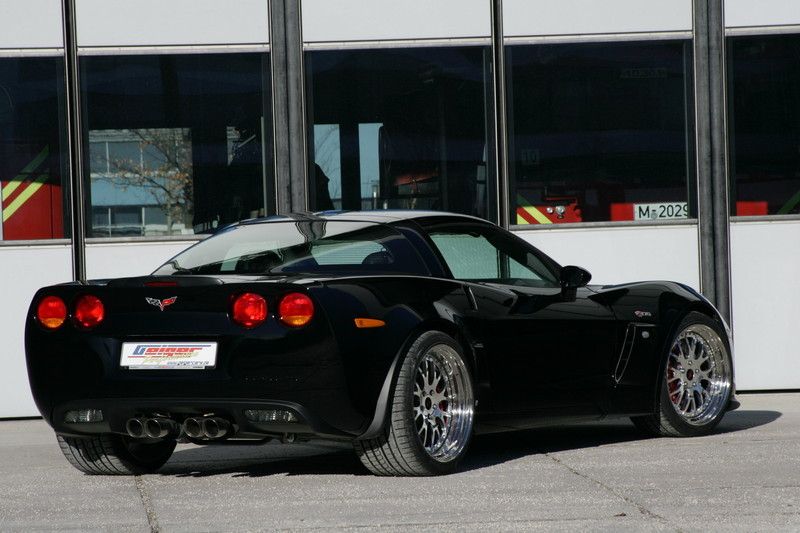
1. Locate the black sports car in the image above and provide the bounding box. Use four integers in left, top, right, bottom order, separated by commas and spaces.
26, 211, 737, 476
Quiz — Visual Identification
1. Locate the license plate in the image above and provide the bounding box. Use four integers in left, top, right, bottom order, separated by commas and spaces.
120, 342, 217, 370
633, 202, 689, 221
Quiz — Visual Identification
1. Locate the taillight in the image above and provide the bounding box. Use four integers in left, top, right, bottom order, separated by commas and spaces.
231, 293, 267, 328
37, 296, 67, 329
278, 292, 314, 327
73, 295, 105, 329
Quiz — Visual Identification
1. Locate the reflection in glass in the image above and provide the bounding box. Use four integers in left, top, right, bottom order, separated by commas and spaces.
152, 220, 429, 276
507, 41, 694, 225
82, 53, 272, 237
0, 57, 67, 240
729, 34, 800, 216
89, 128, 193, 235
306, 47, 493, 220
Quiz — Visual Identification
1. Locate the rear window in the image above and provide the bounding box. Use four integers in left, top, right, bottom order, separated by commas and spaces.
153, 220, 429, 276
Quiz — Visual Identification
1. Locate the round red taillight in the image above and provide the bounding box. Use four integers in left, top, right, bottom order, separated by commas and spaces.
231, 293, 268, 328
37, 296, 67, 329
278, 292, 314, 327
73, 295, 105, 329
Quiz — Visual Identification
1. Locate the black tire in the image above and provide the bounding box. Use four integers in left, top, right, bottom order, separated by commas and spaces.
354, 331, 475, 476
57, 433, 176, 475
632, 311, 733, 437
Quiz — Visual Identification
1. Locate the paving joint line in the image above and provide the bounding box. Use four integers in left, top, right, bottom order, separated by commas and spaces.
543, 451, 682, 532
134, 475, 160, 533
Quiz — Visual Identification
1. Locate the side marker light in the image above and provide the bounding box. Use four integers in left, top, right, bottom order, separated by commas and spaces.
354, 318, 386, 329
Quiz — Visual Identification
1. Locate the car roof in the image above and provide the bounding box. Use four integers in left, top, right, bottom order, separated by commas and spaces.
234, 210, 491, 227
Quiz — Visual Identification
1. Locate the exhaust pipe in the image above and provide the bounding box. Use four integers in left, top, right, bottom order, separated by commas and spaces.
201, 417, 230, 439
144, 417, 178, 439
183, 417, 204, 439
125, 417, 146, 438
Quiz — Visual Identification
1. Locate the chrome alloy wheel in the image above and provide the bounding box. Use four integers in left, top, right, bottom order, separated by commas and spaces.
666, 324, 731, 426
412, 344, 474, 462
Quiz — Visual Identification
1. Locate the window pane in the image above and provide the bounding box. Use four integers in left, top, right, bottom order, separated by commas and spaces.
507, 41, 694, 225
431, 232, 500, 279
306, 46, 493, 219
429, 224, 559, 286
729, 34, 800, 216
82, 53, 272, 238
0, 57, 67, 240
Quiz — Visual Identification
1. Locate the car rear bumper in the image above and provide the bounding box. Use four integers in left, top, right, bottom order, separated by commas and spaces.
50, 396, 359, 440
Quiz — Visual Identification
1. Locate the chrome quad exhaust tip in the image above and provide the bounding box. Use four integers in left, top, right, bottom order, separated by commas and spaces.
182, 416, 232, 440
126, 416, 179, 439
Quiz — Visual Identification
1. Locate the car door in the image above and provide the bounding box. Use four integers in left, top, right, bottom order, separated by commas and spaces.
424, 222, 618, 419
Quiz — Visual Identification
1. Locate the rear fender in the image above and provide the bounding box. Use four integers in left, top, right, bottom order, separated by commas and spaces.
311, 277, 476, 440
357, 317, 477, 440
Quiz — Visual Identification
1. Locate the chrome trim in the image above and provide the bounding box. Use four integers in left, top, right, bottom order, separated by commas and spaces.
77, 44, 270, 56
731, 214, 800, 224
504, 30, 692, 46
85, 235, 205, 245
0, 239, 71, 248
302, 37, 491, 51
726, 24, 800, 37
0, 48, 64, 58
510, 218, 698, 232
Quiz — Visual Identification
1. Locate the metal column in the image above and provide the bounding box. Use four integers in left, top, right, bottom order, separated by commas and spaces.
270, 0, 308, 214
694, 0, 731, 322
490, 0, 510, 228
61, 0, 87, 282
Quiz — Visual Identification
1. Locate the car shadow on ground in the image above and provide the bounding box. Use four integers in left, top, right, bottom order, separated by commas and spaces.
158, 409, 781, 478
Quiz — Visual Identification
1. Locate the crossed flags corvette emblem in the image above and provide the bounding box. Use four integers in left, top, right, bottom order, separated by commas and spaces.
145, 296, 177, 311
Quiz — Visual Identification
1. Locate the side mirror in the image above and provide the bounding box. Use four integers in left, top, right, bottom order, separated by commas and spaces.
560, 265, 592, 300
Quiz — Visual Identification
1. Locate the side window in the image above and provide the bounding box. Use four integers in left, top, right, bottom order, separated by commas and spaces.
430, 232, 500, 279
429, 226, 558, 287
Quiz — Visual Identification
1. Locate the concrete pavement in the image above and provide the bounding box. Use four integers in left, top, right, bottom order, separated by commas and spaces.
0, 392, 798, 532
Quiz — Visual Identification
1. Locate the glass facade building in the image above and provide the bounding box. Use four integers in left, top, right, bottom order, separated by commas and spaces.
1, 0, 800, 416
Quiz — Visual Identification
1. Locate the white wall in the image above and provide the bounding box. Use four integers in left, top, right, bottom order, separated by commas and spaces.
86, 240, 197, 279
503, 0, 692, 38
0, 244, 72, 418
730, 220, 800, 390
302, 0, 490, 43
513, 224, 700, 288
76, 0, 269, 48
0, 0, 63, 49
0, 241, 197, 418
726, 0, 800, 28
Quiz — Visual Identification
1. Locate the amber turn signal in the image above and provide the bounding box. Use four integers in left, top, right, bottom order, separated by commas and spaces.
354, 318, 385, 329
278, 292, 315, 327
37, 295, 68, 329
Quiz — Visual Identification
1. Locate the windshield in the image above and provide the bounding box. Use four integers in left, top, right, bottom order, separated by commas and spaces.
153, 220, 430, 276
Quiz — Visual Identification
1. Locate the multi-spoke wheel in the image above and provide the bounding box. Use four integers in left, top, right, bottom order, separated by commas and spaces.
632, 311, 733, 437
354, 331, 475, 476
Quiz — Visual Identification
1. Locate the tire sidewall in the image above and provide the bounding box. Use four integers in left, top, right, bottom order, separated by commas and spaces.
658, 311, 733, 436
394, 330, 475, 475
